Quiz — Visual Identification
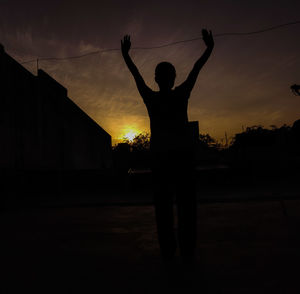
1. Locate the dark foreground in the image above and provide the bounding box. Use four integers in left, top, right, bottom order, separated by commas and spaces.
1, 198, 300, 293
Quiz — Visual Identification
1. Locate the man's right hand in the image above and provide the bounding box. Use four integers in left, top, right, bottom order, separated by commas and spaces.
121, 35, 131, 55
202, 29, 214, 50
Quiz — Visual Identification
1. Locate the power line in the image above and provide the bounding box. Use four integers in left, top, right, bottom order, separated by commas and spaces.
214, 20, 300, 37
20, 20, 300, 65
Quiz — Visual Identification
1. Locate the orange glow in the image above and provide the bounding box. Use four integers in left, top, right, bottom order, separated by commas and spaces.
119, 126, 140, 142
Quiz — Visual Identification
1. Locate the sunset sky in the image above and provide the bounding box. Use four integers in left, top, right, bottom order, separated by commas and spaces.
1, 0, 300, 144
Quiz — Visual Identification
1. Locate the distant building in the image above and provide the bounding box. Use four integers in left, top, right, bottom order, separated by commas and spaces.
0, 44, 112, 172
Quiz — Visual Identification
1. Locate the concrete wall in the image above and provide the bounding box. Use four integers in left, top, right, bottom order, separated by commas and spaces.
0, 44, 112, 171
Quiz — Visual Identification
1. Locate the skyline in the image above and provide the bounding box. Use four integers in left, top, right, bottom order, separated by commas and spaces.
1, 0, 300, 144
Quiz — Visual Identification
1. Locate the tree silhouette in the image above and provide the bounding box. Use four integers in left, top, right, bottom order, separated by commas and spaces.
230, 124, 293, 153
123, 133, 150, 151
199, 133, 221, 150
291, 84, 300, 96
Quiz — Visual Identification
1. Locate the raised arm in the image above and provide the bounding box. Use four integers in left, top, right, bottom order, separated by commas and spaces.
121, 35, 151, 97
179, 29, 214, 93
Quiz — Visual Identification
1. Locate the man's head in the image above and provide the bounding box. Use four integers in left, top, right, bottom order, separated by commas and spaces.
155, 62, 176, 91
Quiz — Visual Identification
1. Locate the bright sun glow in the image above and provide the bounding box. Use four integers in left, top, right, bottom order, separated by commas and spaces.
117, 125, 141, 143
123, 130, 138, 142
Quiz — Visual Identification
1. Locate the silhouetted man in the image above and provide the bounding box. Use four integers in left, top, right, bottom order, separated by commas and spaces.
121, 30, 214, 263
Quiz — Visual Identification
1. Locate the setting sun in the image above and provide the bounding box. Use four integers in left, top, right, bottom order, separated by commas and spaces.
118, 125, 140, 142
123, 130, 138, 141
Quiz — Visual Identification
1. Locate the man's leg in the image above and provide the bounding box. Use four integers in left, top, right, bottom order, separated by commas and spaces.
152, 154, 176, 260
176, 166, 197, 260
153, 192, 176, 260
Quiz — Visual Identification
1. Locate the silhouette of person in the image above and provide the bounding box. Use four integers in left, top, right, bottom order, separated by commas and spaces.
121, 30, 214, 263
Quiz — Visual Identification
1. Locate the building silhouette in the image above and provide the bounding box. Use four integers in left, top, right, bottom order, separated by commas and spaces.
0, 44, 112, 172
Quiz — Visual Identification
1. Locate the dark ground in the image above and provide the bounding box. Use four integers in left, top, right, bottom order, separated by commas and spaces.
1, 194, 300, 293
